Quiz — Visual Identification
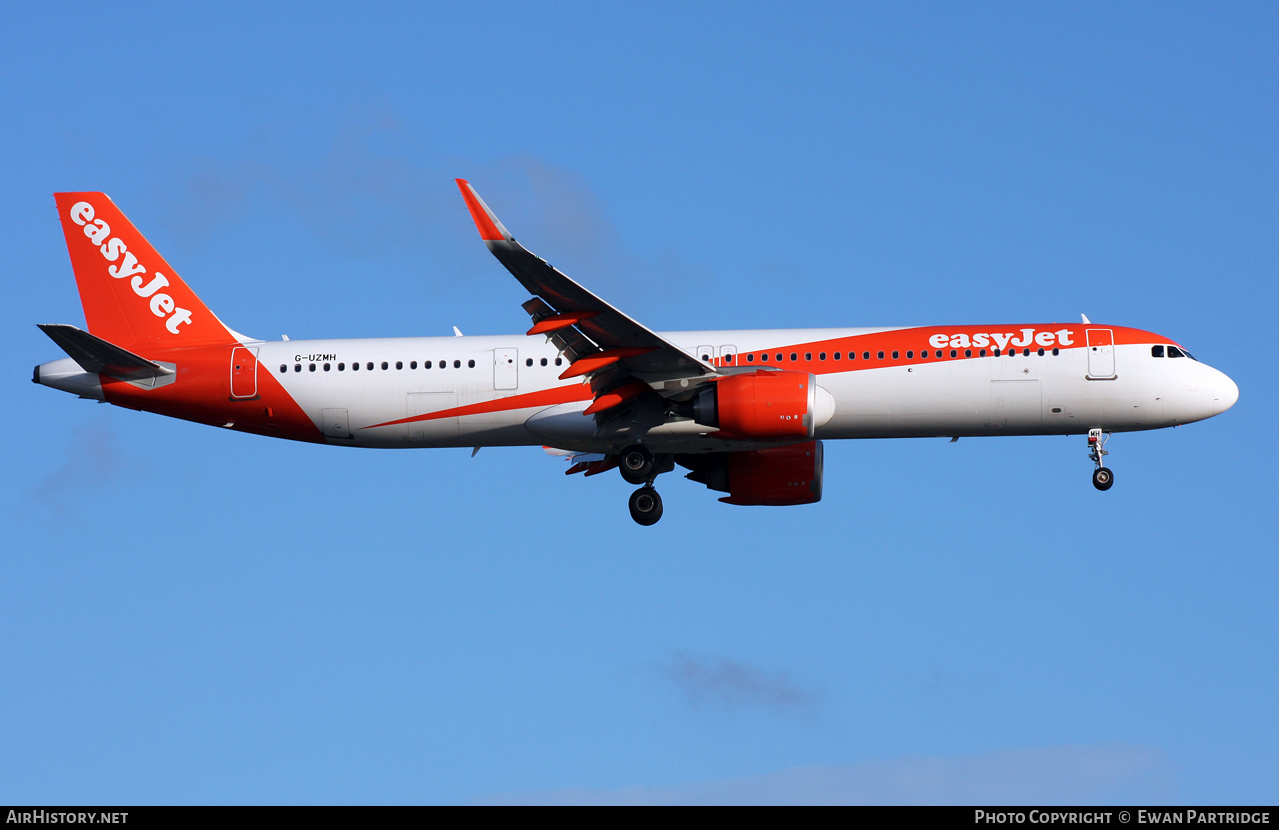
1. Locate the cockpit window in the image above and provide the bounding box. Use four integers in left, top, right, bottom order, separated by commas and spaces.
1151, 345, 1164, 358
1168, 346, 1185, 358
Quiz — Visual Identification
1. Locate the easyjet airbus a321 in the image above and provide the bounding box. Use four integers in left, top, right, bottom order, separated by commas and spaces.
35, 182, 1238, 525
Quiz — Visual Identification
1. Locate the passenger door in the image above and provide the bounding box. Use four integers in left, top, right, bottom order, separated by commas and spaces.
1086, 329, 1116, 379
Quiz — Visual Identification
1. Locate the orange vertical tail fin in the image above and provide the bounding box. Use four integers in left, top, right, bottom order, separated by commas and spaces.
54, 193, 237, 348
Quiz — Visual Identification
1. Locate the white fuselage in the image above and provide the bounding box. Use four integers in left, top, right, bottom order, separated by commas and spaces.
249, 326, 1237, 453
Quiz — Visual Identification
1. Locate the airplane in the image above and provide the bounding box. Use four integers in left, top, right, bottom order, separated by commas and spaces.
34, 181, 1239, 525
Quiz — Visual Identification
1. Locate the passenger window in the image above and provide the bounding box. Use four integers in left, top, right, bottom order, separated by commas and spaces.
701, 353, 710, 361
979, 349, 986, 357
453, 360, 461, 368
381, 361, 389, 370
919, 350, 927, 360
1037, 348, 1044, 356
789, 353, 796, 362
747, 353, 755, 362
468, 360, 475, 368
423, 361, 431, 369
1052, 348, 1059, 356
724, 354, 734, 363
775, 353, 783, 362
367, 362, 374, 371
950, 349, 957, 358
294, 364, 301, 372
555, 358, 563, 366
891, 351, 899, 359
761, 353, 769, 362
819, 352, 826, 360
309, 363, 316, 372
526, 358, 533, 366
1151, 345, 1164, 357
279, 365, 287, 373
352, 362, 359, 371
338, 363, 345, 371
396, 361, 403, 370
834, 352, 842, 360
878, 351, 885, 360
323, 363, 331, 372
1022, 349, 1030, 356
935, 350, 943, 358
863, 352, 870, 360
1168, 346, 1185, 358
410, 361, 417, 369
994, 349, 1001, 357
541, 357, 548, 366
907, 350, 914, 359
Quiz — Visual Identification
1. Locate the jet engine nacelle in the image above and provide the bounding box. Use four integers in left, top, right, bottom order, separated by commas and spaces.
692, 370, 833, 440
680, 441, 824, 506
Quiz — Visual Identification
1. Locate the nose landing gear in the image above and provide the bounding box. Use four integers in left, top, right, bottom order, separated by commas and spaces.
1088, 428, 1114, 491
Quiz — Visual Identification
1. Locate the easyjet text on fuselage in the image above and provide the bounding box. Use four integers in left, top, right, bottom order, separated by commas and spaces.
928, 328, 1076, 351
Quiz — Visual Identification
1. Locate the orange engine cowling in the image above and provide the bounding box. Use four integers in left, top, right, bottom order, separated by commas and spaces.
692, 370, 816, 440
679, 441, 824, 506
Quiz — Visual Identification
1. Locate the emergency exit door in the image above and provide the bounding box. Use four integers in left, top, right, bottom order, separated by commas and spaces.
494, 348, 518, 390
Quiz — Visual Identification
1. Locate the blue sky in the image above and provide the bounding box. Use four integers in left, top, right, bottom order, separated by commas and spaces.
3, 2, 1276, 804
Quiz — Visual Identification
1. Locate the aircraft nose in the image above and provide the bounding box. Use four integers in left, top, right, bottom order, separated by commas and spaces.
1207, 368, 1238, 414
1210, 370, 1239, 415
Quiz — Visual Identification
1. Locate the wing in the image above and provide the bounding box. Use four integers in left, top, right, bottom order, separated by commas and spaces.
456, 180, 717, 421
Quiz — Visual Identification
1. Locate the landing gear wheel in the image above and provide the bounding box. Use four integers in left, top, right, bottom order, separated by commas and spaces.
628, 486, 664, 526
619, 444, 655, 485
1087, 428, 1114, 491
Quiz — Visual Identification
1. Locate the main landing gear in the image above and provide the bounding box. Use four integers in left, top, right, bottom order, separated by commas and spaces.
1088, 428, 1114, 491
619, 444, 655, 485
619, 444, 672, 526
628, 486, 663, 526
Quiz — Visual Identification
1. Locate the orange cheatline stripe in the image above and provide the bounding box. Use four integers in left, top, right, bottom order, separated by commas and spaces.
712, 325, 1163, 375
362, 384, 592, 430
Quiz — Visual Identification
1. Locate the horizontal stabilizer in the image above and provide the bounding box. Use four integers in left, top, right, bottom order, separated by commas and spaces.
37, 324, 175, 382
